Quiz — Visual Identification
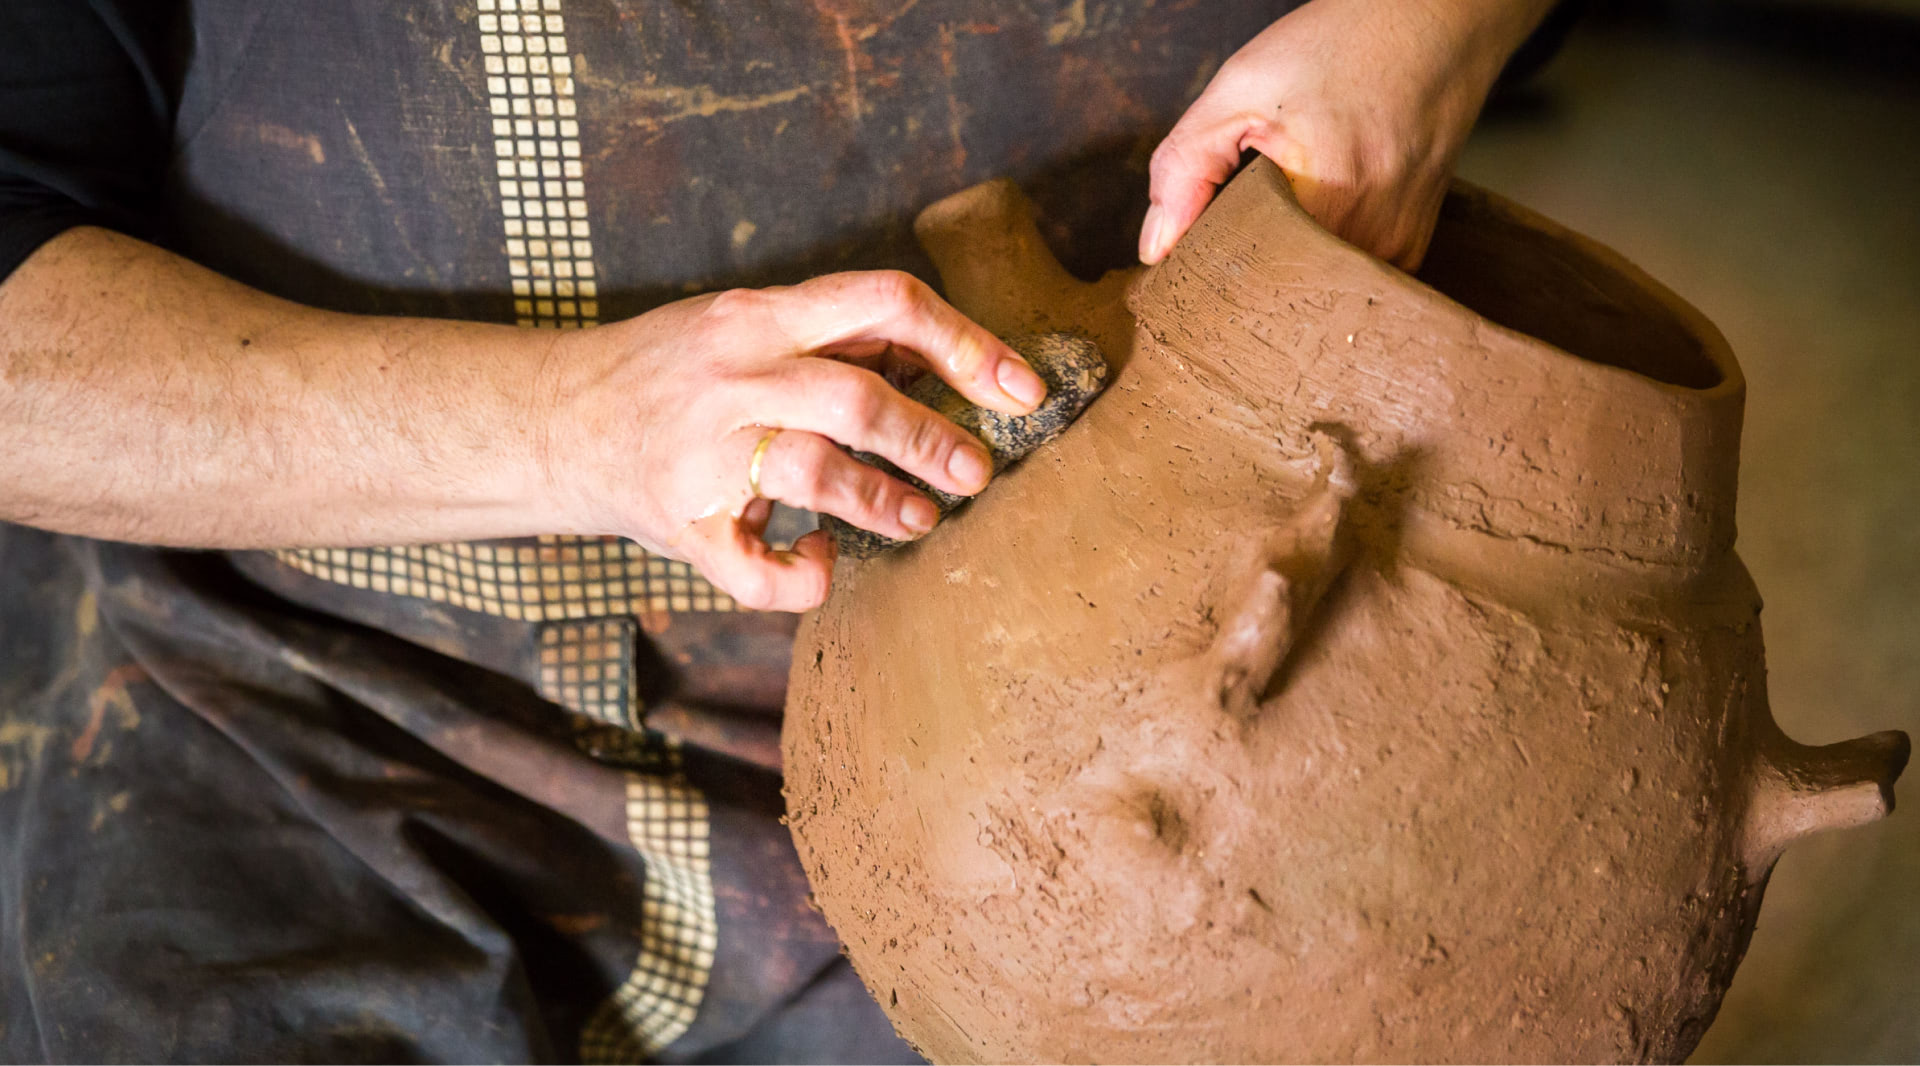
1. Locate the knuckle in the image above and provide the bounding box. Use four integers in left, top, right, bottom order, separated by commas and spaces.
693, 289, 767, 347
1242, 116, 1281, 148
791, 435, 839, 498
1148, 136, 1187, 178
844, 468, 896, 524
820, 373, 884, 433
901, 413, 949, 467
704, 286, 765, 321
866, 269, 927, 315
1151, 126, 1233, 189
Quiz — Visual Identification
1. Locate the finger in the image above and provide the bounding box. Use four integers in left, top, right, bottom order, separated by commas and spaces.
767, 270, 1045, 416
740, 495, 774, 538
1148, 105, 1400, 266
678, 508, 836, 613
772, 360, 994, 497
829, 340, 920, 391
1143, 109, 1270, 264
1388, 179, 1449, 272
791, 528, 836, 573
753, 428, 944, 541
829, 338, 893, 368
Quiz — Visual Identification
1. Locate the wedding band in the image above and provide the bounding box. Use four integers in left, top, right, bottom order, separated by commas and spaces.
747, 428, 779, 499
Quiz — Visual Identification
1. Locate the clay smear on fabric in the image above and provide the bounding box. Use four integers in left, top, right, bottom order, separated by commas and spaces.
782, 159, 1909, 1064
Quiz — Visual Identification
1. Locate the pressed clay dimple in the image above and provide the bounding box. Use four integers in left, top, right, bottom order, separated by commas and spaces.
782, 160, 1909, 1064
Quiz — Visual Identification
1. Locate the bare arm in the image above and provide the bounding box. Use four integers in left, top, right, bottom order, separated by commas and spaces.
0, 226, 566, 547
0, 227, 1046, 609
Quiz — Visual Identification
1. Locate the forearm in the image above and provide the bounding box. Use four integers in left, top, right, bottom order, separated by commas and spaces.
0, 226, 565, 548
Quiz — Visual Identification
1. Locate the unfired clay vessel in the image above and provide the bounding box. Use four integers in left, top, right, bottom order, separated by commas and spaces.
782, 160, 1910, 1063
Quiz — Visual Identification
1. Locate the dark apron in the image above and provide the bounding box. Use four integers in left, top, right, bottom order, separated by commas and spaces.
0, 1, 1293, 1059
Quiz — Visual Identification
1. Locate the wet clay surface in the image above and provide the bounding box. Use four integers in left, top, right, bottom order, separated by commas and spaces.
782, 160, 1908, 1063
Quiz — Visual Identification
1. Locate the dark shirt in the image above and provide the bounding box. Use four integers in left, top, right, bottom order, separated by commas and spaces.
0, 0, 174, 278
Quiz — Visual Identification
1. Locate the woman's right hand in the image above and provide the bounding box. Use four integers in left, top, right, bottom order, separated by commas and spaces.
538, 270, 1046, 612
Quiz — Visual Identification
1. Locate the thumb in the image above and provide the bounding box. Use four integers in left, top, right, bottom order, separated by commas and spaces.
675, 509, 837, 613
1142, 111, 1277, 264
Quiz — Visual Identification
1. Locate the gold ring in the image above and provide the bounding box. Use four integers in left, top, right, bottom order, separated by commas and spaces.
747, 428, 780, 499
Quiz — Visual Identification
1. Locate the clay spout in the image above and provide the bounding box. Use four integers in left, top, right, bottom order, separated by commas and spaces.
1743, 725, 1911, 875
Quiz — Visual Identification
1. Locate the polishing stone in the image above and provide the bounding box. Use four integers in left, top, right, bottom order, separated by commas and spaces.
823, 331, 1108, 558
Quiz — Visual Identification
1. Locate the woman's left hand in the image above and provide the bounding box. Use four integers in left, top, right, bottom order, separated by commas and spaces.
1139, 0, 1553, 272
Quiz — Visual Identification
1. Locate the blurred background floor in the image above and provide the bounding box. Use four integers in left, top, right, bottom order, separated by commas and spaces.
1457, 5, 1919, 1060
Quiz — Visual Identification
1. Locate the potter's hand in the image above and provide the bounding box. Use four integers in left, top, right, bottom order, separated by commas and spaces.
542, 270, 1045, 611
1139, 0, 1554, 271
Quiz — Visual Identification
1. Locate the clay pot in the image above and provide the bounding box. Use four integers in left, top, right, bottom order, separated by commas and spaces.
782, 160, 1909, 1063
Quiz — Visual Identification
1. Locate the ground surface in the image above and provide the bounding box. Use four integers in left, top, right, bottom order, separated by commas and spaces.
1457, 13, 1919, 1061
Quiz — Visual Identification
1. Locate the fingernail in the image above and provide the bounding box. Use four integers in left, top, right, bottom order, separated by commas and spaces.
900, 495, 938, 535
947, 442, 992, 493
997, 358, 1046, 410
1141, 204, 1168, 263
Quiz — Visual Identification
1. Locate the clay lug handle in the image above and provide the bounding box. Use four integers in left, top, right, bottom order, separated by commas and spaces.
1744, 728, 1911, 874
913, 180, 1087, 337
1208, 434, 1359, 717
1211, 567, 1298, 718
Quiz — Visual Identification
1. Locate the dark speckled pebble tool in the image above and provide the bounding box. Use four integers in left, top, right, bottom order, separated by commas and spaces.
823, 332, 1109, 558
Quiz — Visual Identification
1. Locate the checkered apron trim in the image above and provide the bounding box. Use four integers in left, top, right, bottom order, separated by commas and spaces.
277, 4, 724, 1052
273, 537, 737, 623
580, 747, 719, 1062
